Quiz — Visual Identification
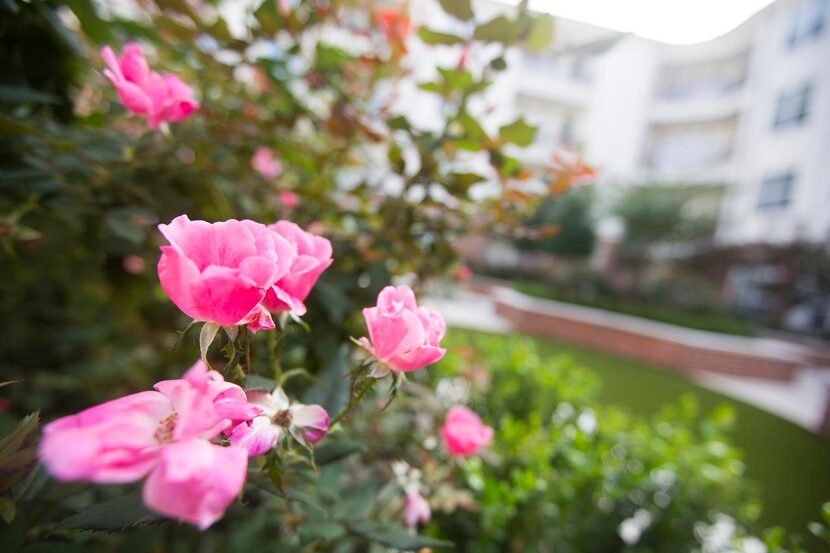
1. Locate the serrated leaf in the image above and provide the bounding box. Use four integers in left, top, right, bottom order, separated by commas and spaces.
525, 14, 554, 52
439, 0, 473, 21
348, 522, 453, 549
199, 323, 220, 360
417, 28, 466, 45
499, 117, 537, 147
55, 494, 161, 531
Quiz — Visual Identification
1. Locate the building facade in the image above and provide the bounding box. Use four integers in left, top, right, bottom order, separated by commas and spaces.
477, 0, 830, 246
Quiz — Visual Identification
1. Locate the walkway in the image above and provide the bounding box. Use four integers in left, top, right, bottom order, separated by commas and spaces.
425, 286, 830, 433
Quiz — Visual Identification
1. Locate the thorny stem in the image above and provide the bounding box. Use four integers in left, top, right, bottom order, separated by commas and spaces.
330, 376, 378, 429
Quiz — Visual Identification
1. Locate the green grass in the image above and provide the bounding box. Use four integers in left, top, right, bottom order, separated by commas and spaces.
456, 328, 830, 539
513, 280, 758, 337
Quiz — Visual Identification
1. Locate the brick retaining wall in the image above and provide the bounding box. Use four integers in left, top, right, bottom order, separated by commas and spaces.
492, 288, 805, 381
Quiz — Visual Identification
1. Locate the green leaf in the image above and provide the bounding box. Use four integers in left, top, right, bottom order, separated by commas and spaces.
349, 522, 453, 549
525, 14, 555, 52
417, 82, 445, 95
0, 413, 39, 465
387, 116, 410, 131
333, 482, 379, 521
437, 67, 474, 92
456, 112, 488, 142
314, 43, 351, 73
490, 57, 507, 71
0, 86, 61, 105
438, 0, 474, 21
199, 323, 220, 360
0, 497, 15, 524
473, 15, 514, 43
808, 521, 825, 538
314, 438, 364, 465
254, 0, 282, 35
64, 0, 114, 45
417, 28, 466, 45
55, 494, 161, 531
499, 117, 537, 147
244, 374, 276, 392
450, 172, 487, 191
103, 211, 145, 245
298, 520, 345, 542
0, 0, 19, 14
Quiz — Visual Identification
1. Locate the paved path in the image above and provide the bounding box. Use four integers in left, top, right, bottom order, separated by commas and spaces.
425, 287, 830, 433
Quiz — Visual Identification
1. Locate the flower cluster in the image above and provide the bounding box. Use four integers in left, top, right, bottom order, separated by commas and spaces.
39, 361, 256, 529
41, 35, 487, 521
101, 43, 199, 129
38, 211, 478, 529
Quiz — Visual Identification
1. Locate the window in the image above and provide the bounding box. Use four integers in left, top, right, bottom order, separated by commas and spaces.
773, 84, 812, 128
757, 172, 795, 210
787, 0, 827, 47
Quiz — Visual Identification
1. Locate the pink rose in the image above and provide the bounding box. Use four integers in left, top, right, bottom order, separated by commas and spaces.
39, 361, 257, 529
359, 285, 446, 377
262, 221, 333, 316
157, 215, 295, 332
455, 265, 472, 282
439, 405, 493, 458
403, 488, 431, 529
280, 190, 299, 210
101, 43, 199, 129
251, 146, 283, 179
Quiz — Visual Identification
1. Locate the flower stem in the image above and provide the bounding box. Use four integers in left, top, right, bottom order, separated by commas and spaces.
330, 376, 377, 429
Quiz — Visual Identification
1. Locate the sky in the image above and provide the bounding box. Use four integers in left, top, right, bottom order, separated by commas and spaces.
523, 0, 778, 44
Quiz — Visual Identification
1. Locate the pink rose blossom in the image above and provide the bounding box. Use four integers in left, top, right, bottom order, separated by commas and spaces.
439, 405, 493, 458
455, 265, 472, 282
251, 147, 283, 179
122, 255, 146, 274
403, 488, 431, 529
229, 386, 329, 456
157, 215, 295, 332
359, 285, 446, 377
280, 191, 299, 210
101, 43, 199, 129
262, 221, 333, 316
39, 361, 257, 529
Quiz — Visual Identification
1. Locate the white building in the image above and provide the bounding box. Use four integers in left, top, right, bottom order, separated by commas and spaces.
457, 0, 830, 246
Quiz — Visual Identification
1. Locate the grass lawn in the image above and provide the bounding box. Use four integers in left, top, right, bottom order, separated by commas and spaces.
456, 328, 830, 539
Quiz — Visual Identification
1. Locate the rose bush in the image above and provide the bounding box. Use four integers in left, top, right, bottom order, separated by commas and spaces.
2, 0, 827, 552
